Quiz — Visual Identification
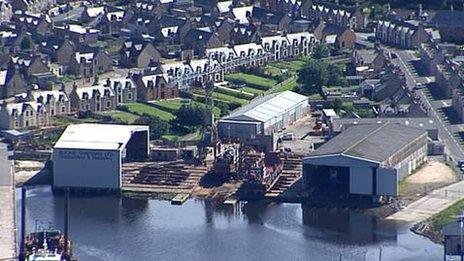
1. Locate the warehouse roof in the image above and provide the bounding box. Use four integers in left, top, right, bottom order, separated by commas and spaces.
332, 117, 438, 133
305, 123, 426, 163
221, 91, 308, 123
54, 124, 149, 151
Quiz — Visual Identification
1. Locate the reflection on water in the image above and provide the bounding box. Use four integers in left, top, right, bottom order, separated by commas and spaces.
21, 186, 442, 261
302, 207, 398, 244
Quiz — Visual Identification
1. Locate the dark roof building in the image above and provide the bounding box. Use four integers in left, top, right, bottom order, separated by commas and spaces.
303, 123, 428, 197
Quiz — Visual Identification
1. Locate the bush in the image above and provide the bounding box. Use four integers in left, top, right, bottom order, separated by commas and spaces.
134, 114, 170, 140
215, 86, 254, 100
116, 104, 129, 112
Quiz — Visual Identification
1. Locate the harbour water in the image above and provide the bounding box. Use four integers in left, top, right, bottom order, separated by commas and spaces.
22, 186, 442, 261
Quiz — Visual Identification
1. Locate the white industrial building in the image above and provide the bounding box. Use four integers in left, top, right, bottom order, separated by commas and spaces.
52, 124, 149, 191
303, 123, 427, 198
217, 90, 309, 151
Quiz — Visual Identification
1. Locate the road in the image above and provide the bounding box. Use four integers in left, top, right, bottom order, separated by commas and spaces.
0, 143, 16, 260
391, 49, 464, 163
388, 178, 464, 222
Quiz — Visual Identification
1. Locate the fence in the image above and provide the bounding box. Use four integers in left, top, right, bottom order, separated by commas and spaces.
428, 188, 464, 199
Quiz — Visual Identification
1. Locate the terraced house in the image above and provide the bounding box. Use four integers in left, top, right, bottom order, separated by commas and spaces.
375, 18, 430, 49
69, 84, 116, 113
301, 1, 366, 30
420, 39, 464, 122
103, 76, 137, 104
0, 89, 68, 129
156, 31, 316, 90
135, 72, 177, 101
420, 40, 463, 98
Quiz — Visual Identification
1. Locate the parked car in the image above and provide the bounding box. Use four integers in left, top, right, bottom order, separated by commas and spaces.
367, 36, 376, 42
281, 133, 294, 141
413, 83, 424, 90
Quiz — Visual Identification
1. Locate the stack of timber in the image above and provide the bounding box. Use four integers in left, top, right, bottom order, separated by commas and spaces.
122, 162, 208, 195
265, 155, 302, 199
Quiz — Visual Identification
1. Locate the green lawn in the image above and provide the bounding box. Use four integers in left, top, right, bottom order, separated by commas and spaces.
192, 89, 249, 106
61, 75, 76, 83
265, 65, 283, 77
428, 199, 464, 229
270, 59, 307, 74
153, 99, 187, 112
212, 92, 249, 105
225, 73, 277, 89
238, 86, 265, 95
270, 78, 299, 93
153, 99, 221, 118
100, 110, 139, 124
124, 103, 175, 121
162, 131, 202, 143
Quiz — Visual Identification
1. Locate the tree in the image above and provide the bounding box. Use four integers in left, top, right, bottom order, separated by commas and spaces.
312, 44, 330, 59
327, 64, 347, 87
174, 104, 207, 127
134, 114, 169, 139
298, 59, 329, 94
20, 37, 31, 50
369, 4, 388, 19
332, 98, 343, 111
216, 102, 229, 117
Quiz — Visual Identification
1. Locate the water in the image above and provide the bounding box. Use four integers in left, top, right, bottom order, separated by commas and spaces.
22, 186, 442, 261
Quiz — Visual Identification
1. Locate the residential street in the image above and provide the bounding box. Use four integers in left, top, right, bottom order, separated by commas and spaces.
391, 49, 464, 163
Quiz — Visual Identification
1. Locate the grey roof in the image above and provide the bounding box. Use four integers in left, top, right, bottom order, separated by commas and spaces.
427, 10, 464, 28
354, 49, 378, 65
221, 91, 308, 123
307, 123, 426, 163
332, 117, 438, 133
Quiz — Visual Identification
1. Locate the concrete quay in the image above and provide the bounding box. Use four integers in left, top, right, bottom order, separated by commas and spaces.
0, 143, 16, 260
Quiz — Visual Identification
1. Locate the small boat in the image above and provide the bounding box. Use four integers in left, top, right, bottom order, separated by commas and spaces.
171, 194, 189, 205
25, 230, 73, 261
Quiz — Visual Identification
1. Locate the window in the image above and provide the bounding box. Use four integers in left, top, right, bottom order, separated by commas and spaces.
25, 120, 29, 127
106, 101, 111, 108
61, 107, 65, 113
15, 121, 18, 127
128, 93, 132, 100
25, 111, 29, 117
51, 109, 55, 115
86, 104, 90, 111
